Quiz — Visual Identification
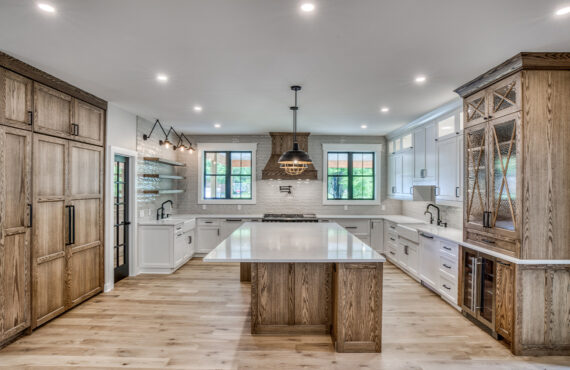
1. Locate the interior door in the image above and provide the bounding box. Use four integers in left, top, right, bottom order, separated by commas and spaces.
68, 142, 103, 307
73, 99, 105, 146
113, 155, 130, 282
464, 122, 488, 230
32, 134, 68, 328
0, 126, 31, 340
488, 113, 519, 239
0, 68, 33, 130
33, 83, 73, 139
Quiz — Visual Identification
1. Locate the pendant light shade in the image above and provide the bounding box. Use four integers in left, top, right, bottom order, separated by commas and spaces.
278, 86, 313, 175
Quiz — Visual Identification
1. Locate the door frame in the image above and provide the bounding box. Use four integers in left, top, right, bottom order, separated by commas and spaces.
105, 146, 137, 292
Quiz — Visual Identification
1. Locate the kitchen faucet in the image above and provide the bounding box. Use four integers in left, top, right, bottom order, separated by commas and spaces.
426, 203, 447, 227
424, 209, 434, 224
157, 200, 174, 220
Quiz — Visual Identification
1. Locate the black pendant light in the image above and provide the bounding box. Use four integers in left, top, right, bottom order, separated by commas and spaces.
278, 85, 312, 175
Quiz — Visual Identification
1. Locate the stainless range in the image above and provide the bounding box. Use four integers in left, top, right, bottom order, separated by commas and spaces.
262, 213, 318, 222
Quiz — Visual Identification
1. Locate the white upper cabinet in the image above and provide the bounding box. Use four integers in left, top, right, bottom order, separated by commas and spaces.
413, 123, 436, 184
436, 135, 463, 204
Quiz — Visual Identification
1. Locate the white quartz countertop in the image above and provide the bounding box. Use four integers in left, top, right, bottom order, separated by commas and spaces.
379, 215, 426, 224
204, 222, 386, 263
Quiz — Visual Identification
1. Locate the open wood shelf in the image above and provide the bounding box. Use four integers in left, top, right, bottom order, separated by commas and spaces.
143, 157, 186, 166
142, 189, 185, 195
141, 174, 185, 180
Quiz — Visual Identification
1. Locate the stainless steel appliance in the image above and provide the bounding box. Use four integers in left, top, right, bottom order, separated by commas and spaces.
262, 213, 318, 222
461, 248, 496, 336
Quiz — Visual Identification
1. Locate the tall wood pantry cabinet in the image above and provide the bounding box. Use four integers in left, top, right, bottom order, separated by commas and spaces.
455, 52, 570, 356
0, 51, 106, 347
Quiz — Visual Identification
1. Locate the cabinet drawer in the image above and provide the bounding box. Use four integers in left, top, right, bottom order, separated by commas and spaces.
175, 219, 196, 233
198, 218, 220, 227
465, 230, 517, 255
385, 221, 397, 233
439, 273, 457, 304
439, 254, 457, 278
336, 219, 370, 234
439, 240, 458, 257
386, 245, 398, 260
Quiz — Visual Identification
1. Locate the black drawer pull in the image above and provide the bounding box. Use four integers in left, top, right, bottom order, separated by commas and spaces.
389, 251, 395, 255
28, 111, 33, 125
420, 233, 433, 239
497, 261, 510, 266
443, 246, 452, 251
443, 263, 451, 269
482, 239, 495, 244
442, 284, 451, 290
390, 226, 396, 229
390, 237, 395, 241
345, 226, 358, 229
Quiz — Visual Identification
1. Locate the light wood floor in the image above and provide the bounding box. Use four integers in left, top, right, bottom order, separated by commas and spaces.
0, 259, 568, 369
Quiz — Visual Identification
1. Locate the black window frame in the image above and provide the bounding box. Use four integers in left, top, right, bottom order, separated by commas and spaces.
203, 150, 253, 200
327, 151, 375, 200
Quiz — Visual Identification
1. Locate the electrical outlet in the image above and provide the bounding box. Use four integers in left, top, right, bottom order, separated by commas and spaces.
381, 204, 386, 211
202, 204, 207, 210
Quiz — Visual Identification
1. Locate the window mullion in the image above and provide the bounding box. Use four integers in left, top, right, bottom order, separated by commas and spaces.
225, 151, 231, 199
347, 152, 353, 200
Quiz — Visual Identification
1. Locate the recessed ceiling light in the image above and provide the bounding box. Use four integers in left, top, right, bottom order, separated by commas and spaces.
361, 124, 368, 129
37, 3, 55, 13
214, 123, 221, 128
300, 3, 315, 12
380, 107, 389, 113
415, 75, 427, 84
555, 6, 570, 15
193, 105, 203, 112
156, 74, 168, 82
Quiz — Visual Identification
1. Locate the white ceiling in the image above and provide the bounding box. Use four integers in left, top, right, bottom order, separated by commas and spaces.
0, 0, 569, 135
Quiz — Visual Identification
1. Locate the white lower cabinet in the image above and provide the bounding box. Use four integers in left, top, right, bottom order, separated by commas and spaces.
196, 219, 221, 254
419, 233, 439, 289
139, 219, 196, 274
370, 220, 384, 253
336, 218, 371, 244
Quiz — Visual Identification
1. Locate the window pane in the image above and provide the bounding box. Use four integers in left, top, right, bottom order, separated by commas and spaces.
215, 152, 227, 174
204, 175, 226, 198
231, 152, 242, 175
327, 176, 348, 199
230, 152, 252, 175
362, 153, 373, 176
205, 152, 216, 174
328, 152, 348, 175
231, 176, 251, 199
215, 175, 226, 198
353, 153, 363, 175
353, 177, 374, 199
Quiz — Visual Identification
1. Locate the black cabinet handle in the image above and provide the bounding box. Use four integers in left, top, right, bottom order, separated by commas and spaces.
27, 203, 33, 227
71, 205, 76, 244
404, 245, 408, 255
455, 186, 460, 198
65, 205, 73, 245
442, 284, 451, 290
217, 228, 220, 236
75, 124, 79, 136
420, 233, 433, 239
345, 226, 358, 230
497, 261, 510, 266
390, 225, 396, 229
28, 111, 33, 125
443, 263, 451, 269
389, 251, 395, 255
390, 237, 395, 241
188, 235, 192, 244
443, 246, 452, 251
482, 238, 495, 244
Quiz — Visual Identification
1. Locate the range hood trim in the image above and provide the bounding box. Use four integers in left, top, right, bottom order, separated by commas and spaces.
262, 132, 318, 180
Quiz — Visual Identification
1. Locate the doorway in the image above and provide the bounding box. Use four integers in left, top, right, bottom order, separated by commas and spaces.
113, 154, 130, 282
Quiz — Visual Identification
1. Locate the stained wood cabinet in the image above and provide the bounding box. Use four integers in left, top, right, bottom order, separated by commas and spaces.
34, 83, 104, 146
495, 260, 514, 343
0, 126, 32, 343
0, 68, 33, 130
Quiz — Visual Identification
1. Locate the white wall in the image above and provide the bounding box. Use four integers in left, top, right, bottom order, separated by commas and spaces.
104, 103, 139, 291
106, 103, 137, 151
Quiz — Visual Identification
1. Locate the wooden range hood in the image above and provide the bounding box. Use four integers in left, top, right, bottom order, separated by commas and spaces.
262, 132, 317, 180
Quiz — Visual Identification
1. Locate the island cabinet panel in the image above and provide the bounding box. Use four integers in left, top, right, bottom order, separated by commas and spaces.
0, 68, 33, 130
495, 260, 514, 343
0, 126, 32, 344
251, 263, 332, 334
332, 263, 383, 353
514, 264, 570, 355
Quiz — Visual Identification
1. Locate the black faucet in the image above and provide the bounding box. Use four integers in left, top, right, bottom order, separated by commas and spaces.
157, 200, 174, 220
426, 203, 447, 227
424, 209, 434, 224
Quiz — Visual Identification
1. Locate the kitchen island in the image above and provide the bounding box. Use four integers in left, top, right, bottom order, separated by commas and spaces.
204, 222, 385, 353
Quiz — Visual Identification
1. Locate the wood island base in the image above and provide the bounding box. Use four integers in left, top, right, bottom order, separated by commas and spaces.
249, 262, 383, 353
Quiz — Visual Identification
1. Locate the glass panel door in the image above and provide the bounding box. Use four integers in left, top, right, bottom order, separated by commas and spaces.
489, 115, 518, 234
462, 249, 477, 314
114, 155, 130, 282
465, 123, 487, 228
478, 257, 495, 328
490, 75, 520, 119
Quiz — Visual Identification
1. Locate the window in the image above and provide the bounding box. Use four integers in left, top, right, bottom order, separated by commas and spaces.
322, 144, 381, 205
204, 151, 252, 199
198, 143, 257, 204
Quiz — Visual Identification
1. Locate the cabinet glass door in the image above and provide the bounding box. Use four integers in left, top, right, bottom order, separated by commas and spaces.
465, 124, 487, 228
489, 115, 518, 235
462, 249, 477, 314
464, 90, 487, 126
478, 257, 495, 327
490, 75, 520, 119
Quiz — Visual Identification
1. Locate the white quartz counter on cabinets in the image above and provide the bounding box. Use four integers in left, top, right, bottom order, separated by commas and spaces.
204, 222, 385, 263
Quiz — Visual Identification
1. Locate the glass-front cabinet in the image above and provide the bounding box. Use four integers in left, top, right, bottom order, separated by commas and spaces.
461, 248, 495, 331
465, 122, 487, 229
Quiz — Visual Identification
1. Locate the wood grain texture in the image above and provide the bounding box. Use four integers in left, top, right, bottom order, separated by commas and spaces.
251, 263, 332, 335
455, 52, 570, 98
521, 70, 570, 259
73, 99, 104, 146
261, 132, 318, 180
239, 262, 251, 282
0, 68, 33, 131
334, 263, 382, 353
513, 264, 570, 356
0, 126, 31, 343
1, 260, 569, 367
0, 51, 106, 110
33, 83, 73, 140
495, 260, 514, 343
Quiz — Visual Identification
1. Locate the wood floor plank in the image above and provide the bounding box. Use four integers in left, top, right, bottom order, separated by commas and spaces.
0, 259, 568, 369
